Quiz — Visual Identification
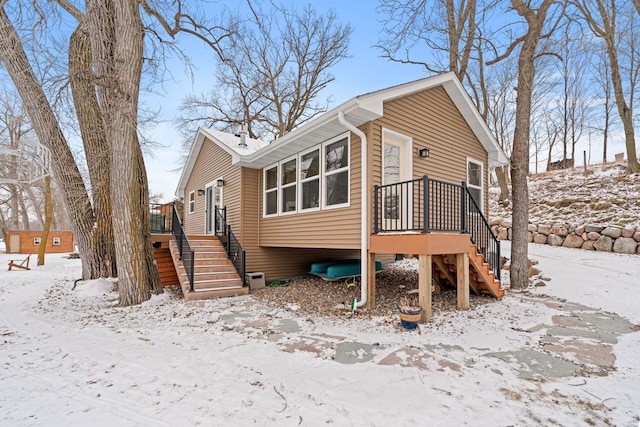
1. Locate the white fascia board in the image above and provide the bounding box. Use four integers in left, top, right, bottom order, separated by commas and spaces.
175, 128, 242, 198
234, 98, 381, 168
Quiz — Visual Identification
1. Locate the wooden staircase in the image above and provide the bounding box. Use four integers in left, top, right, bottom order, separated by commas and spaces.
169, 236, 249, 301
432, 244, 504, 299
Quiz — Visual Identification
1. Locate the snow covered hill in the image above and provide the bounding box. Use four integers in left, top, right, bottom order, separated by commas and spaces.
490, 161, 640, 227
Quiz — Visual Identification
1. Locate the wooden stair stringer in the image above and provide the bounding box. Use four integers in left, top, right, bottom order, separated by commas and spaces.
468, 245, 504, 299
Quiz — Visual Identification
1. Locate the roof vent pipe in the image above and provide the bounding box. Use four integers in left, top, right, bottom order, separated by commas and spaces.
238, 124, 248, 148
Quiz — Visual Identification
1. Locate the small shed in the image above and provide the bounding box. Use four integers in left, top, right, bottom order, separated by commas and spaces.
4, 230, 74, 254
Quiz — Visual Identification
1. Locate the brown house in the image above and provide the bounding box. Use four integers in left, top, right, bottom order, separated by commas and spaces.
5, 230, 75, 254
173, 73, 509, 320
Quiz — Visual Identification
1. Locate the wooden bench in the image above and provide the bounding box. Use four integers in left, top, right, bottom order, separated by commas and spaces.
8, 254, 31, 271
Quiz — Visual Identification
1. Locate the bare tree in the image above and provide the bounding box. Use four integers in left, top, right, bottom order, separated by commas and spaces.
180, 2, 351, 141
0, 6, 100, 281
489, 0, 561, 290
572, 0, 639, 172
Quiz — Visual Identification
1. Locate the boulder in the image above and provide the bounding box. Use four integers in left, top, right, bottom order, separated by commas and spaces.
587, 231, 601, 241
613, 237, 638, 254
538, 224, 552, 236
601, 226, 622, 238
490, 218, 502, 226
533, 233, 548, 244
575, 224, 586, 236
582, 241, 595, 250
593, 235, 613, 252
528, 232, 534, 243
622, 224, 636, 238
634, 231, 640, 242
548, 234, 564, 246
497, 228, 508, 240
500, 220, 512, 228
581, 232, 589, 241
552, 224, 569, 237
563, 234, 584, 248
585, 225, 604, 233
528, 224, 537, 232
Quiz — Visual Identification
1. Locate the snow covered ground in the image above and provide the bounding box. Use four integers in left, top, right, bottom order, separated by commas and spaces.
1, 243, 639, 426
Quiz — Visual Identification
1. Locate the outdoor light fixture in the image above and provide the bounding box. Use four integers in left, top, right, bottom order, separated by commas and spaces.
197, 189, 205, 196
216, 179, 225, 187
418, 148, 430, 158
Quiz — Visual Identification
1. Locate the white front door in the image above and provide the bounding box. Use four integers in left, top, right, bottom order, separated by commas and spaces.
9, 234, 20, 253
205, 181, 223, 235
382, 130, 412, 231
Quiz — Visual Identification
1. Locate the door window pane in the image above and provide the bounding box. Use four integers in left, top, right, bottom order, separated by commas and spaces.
383, 143, 400, 184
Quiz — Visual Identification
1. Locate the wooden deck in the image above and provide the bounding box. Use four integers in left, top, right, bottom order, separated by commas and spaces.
369, 232, 503, 323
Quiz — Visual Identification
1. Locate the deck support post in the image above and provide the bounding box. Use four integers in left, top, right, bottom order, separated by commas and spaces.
456, 253, 470, 309
418, 254, 432, 322
366, 251, 376, 309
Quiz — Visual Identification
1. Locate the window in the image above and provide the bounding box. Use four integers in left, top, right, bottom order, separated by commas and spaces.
261, 133, 349, 217
188, 191, 195, 214
33, 237, 41, 245
52, 237, 61, 245
467, 158, 483, 212
323, 136, 349, 208
264, 165, 278, 216
280, 157, 297, 213
299, 148, 320, 211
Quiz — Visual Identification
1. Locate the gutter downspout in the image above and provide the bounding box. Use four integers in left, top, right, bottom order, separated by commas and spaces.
337, 111, 368, 309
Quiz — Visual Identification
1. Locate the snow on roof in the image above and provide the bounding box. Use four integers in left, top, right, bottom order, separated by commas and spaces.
199, 128, 269, 155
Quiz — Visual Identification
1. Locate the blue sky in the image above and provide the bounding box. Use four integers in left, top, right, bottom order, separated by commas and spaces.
144, 1, 430, 202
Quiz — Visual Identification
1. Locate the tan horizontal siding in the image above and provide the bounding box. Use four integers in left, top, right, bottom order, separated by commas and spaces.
184, 138, 242, 235
258, 131, 363, 249
372, 86, 490, 216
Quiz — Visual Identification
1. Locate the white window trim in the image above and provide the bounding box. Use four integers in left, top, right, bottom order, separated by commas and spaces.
52, 237, 61, 245
263, 163, 279, 218
298, 145, 321, 213
188, 191, 195, 214
322, 133, 350, 210
33, 237, 41, 245
279, 155, 298, 215
466, 157, 484, 211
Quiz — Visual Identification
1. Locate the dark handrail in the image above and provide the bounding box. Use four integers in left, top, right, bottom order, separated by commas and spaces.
214, 206, 246, 286
171, 205, 195, 291
373, 176, 500, 280
463, 186, 501, 281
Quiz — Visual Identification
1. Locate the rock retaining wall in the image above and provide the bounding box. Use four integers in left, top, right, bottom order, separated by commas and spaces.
490, 220, 640, 255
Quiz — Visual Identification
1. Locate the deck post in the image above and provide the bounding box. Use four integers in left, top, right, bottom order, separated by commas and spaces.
418, 254, 432, 322
366, 251, 376, 309
456, 253, 470, 309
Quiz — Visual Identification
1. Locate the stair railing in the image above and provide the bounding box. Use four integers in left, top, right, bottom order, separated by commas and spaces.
214, 206, 246, 286
373, 176, 501, 281
171, 205, 195, 291
462, 184, 501, 281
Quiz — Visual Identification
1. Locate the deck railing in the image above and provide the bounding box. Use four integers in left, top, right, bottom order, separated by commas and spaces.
373, 176, 500, 280
171, 205, 195, 291
214, 206, 246, 286
150, 202, 174, 234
